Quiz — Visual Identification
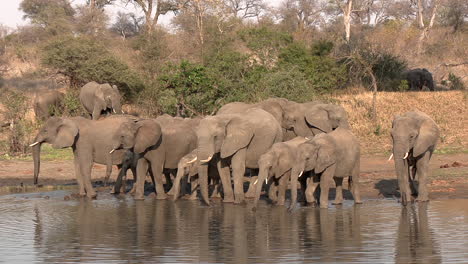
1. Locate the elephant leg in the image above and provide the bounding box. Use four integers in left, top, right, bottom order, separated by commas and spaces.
245, 176, 257, 198
111, 164, 124, 194
210, 178, 222, 199
415, 152, 431, 202
305, 175, 319, 206
104, 156, 113, 187
217, 158, 234, 203
73, 157, 86, 196
170, 167, 186, 201
134, 158, 149, 200
79, 158, 97, 199
319, 165, 336, 209
276, 173, 289, 206
268, 182, 278, 202
231, 149, 246, 204
188, 178, 199, 200
350, 162, 362, 204
150, 163, 167, 200
332, 177, 344, 205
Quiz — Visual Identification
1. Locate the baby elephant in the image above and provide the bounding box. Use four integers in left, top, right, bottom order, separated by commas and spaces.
290, 127, 361, 210
252, 137, 308, 208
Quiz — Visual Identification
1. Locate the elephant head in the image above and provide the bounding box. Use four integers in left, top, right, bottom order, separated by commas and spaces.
30, 117, 79, 185
111, 119, 162, 155
95, 84, 122, 116
391, 112, 439, 205
196, 115, 255, 205
289, 135, 336, 210
305, 104, 350, 134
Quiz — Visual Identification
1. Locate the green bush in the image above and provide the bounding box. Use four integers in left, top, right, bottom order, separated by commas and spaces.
41, 36, 144, 100
447, 73, 465, 90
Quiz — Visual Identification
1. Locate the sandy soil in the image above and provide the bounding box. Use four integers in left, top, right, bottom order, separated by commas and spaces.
0, 153, 467, 199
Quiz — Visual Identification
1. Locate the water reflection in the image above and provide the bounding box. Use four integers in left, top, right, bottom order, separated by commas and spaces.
0, 193, 467, 263
395, 204, 441, 264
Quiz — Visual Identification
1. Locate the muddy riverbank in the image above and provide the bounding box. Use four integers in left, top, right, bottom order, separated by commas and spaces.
1, 153, 467, 199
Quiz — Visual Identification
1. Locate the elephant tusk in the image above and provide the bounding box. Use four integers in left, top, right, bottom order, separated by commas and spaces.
298, 171, 303, 177
113, 109, 117, 114
29, 142, 39, 147
186, 157, 197, 164
403, 152, 409, 159
388, 153, 393, 161
265, 178, 268, 184
200, 155, 213, 163
305, 136, 311, 140
109, 148, 116, 154
253, 179, 258, 185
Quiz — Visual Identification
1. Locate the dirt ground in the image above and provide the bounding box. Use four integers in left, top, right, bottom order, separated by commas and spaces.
0, 153, 467, 200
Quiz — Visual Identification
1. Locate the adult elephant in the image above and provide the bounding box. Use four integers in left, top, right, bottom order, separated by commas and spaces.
30, 115, 139, 198
110, 115, 200, 200
290, 127, 361, 210
252, 136, 308, 208
33, 90, 64, 121
197, 108, 283, 205
282, 102, 350, 138
391, 111, 439, 205
79, 81, 123, 120
403, 68, 435, 91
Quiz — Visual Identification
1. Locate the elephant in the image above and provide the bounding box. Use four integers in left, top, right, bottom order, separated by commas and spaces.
30, 115, 139, 198
282, 102, 350, 138
403, 68, 435, 91
252, 136, 309, 208
391, 111, 439, 205
79, 81, 123, 120
110, 115, 200, 200
169, 149, 222, 201
33, 90, 64, 121
290, 127, 361, 210
196, 108, 283, 205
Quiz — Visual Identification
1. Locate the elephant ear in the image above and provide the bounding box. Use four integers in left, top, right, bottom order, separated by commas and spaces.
414, 119, 439, 157
315, 138, 336, 173
52, 119, 78, 149
305, 106, 333, 133
94, 86, 107, 110
220, 117, 253, 159
134, 120, 162, 154
275, 154, 290, 177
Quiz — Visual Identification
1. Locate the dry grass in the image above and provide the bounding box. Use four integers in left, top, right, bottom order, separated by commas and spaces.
335, 91, 468, 154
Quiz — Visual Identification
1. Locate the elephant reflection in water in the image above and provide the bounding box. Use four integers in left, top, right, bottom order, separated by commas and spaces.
395, 204, 441, 264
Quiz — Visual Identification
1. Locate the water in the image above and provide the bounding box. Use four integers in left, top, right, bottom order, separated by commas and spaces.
0, 191, 467, 264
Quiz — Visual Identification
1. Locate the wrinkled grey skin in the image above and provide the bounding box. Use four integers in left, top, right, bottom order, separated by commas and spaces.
290, 127, 361, 210
31, 116, 138, 198
403, 68, 435, 91
111, 115, 199, 200
196, 108, 283, 205
391, 111, 439, 205
253, 137, 308, 208
283, 102, 350, 138
80, 82, 123, 120
169, 149, 221, 201
33, 90, 64, 121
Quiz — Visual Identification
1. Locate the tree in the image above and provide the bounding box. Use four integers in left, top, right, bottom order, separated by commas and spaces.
123, 0, 180, 34
87, 0, 116, 9
74, 5, 110, 36
19, 0, 75, 35
223, 0, 265, 19
439, 0, 467, 33
278, 0, 325, 38
111, 12, 143, 38
416, 0, 440, 54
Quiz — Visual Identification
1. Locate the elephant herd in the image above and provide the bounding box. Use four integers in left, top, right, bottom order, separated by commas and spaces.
30, 83, 440, 210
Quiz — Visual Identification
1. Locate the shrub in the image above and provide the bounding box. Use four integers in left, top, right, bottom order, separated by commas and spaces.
447, 73, 465, 90
41, 36, 144, 100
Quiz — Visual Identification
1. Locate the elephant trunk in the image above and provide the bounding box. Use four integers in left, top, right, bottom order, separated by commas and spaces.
289, 162, 305, 211
32, 142, 43, 185
253, 165, 269, 209
295, 118, 313, 137
172, 162, 188, 201
198, 163, 210, 206
393, 141, 411, 205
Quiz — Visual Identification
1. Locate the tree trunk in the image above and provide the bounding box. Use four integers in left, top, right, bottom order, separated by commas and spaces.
343, 0, 353, 43
417, 0, 439, 55
417, 0, 425, 29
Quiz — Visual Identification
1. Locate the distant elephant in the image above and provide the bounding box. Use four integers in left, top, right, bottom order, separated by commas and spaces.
391, 111, 439, 205
169, 149, 221, 201
111, 115, 200, 200
282, 102, 350, 138
196, 108, 283, 205
290, 127, 361, 210
403, 68, 435, 91
79, 81, 123, 120
33, 90, 64, 121
30, 115, 139, 198
252, 136, 308, 208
